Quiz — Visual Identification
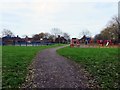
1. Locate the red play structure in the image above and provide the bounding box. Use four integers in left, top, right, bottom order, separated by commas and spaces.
70, 38, 80, 47
97, 40, 112, 47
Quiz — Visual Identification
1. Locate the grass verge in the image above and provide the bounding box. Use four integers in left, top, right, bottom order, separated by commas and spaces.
2, 44, 65, 88
57, 46, 120, 88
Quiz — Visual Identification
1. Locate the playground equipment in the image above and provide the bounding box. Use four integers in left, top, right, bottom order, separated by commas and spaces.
97, 40, 112, 47
70, 37, 115, 48
70, 38, 80, 47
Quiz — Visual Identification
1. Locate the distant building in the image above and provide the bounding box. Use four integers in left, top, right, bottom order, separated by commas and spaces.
79, 35, 91, 44
2, 34, 68, 46
55, 35, 67, 44
2, 35, 21, 45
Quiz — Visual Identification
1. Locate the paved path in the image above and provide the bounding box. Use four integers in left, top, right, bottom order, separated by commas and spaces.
22, 45, 98, 88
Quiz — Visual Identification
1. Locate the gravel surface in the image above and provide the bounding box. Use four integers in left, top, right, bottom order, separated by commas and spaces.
22, 45, 98, 88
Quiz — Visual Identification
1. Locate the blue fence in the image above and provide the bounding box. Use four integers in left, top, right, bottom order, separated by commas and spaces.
2, 41, 55, 46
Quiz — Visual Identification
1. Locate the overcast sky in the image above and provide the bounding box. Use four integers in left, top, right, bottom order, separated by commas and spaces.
0, 0, 118, 38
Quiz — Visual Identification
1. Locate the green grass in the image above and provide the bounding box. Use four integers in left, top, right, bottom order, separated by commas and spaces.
57, 47, 120, 88
2, 44, 65, 88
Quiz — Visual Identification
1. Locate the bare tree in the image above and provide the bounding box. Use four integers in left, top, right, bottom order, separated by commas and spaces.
39, 32, 45, 38
106, 16, 120, 41
32, 32, 49, 41
79, 29, 91, 38
44, 32, 51, 38
51, 28, 62, 37
32, 34, 40, 41
48, 35, 56, 42
2, 29, 14, 37
112, 16, 120, 42
63, 32, 70, 40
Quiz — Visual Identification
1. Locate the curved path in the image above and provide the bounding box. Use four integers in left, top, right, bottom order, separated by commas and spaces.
22, 45, 98, 88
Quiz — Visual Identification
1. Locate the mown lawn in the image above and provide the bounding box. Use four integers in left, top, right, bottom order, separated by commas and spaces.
2, 44, 64, 88
57, 47, 120, 88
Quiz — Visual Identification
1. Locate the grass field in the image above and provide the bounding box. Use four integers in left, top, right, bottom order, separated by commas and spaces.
57, 47, 120, 88
2, 44, 64, 88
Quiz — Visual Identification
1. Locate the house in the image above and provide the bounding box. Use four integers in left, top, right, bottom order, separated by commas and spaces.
2, 34, 67, 46
79, 35, 92, 44
55, 35, 67, 44
2, 35, 21, 45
